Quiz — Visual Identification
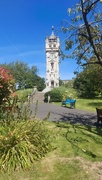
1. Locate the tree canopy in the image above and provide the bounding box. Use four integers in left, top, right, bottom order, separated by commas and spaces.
61, 0, 102, 67
74, 64, 102, 98
0, 60, 45, 91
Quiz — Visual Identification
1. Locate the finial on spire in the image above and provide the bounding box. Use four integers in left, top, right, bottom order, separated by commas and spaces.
49, 26, 56, 39
52, 26, 54, 35
52, 26, 54, 31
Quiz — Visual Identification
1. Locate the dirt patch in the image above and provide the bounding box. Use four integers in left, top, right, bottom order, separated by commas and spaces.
74, 157, 102, 180
41, 155, 102, 180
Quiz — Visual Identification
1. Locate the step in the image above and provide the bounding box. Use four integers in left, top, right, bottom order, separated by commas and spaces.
30, 92, 45, 103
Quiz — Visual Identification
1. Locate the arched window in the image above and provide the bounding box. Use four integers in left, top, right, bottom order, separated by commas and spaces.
51, 62, 54, 70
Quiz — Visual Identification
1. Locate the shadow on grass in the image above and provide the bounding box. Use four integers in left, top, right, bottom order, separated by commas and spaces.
87, 102, 102, 108
65, 133, 97, 159
55, 121, 102, 137
85, 125, 102, 136
55, 122, 102, 159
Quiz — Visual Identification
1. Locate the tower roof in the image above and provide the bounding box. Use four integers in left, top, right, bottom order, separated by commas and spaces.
49, 26, 56, 40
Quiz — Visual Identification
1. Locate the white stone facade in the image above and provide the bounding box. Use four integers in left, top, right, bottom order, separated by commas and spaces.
45, 26, 60, 89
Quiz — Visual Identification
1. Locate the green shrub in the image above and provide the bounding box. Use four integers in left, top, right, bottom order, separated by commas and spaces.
16, 88, 33, 102
44, 88, 63, 102
0, 67, 15, 105
0, 100, 53, 172
44, 87, 77, 102
0, 120, 53, 172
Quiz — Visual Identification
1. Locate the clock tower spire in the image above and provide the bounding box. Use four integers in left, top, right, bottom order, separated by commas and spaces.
44, 26, 60, 92
51, 26, 54, 35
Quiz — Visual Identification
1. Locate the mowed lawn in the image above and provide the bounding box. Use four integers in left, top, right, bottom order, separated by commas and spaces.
0, 122, 102, 180
56, 98, 102, 112
75, 98, 102, 112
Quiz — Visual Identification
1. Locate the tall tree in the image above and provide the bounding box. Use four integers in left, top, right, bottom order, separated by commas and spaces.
74, 64, 102, 98
61, 0, 102, 66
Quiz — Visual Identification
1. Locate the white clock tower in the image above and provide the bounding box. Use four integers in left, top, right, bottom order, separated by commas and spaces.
45, 26, 60, 91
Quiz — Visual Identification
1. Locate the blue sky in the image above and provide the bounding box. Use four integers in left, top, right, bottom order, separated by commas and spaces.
0, 0, 84, 80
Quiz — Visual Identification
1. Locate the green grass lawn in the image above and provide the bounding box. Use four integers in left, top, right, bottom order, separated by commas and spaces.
53, 87, 102, 112
0, 122, 102, 180
74, 98, 102, 112
55, 98, 102, 112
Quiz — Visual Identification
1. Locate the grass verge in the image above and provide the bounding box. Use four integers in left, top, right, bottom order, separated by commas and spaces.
55, 98, 102, 112
0, 121, 102, 180
76, 98, 102, 112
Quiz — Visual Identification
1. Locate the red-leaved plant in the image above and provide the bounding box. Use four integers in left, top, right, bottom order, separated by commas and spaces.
0, 67, 15, 105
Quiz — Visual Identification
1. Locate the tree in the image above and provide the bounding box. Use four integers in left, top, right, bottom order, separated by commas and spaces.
37, 77, 46, 91
0, 61, 46, 89
73, 64, 102, 98
59, 79, 64, 86
61, 0, 102, 66
0, 67, 15, 105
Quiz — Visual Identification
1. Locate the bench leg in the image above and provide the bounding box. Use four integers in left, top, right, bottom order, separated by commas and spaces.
70, 103, 75, 108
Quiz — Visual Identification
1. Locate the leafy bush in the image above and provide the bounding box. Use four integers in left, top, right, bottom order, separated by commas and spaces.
50, 90, 62, 102
0, 119, 53, 172
44, 87, 77, 102
15, 88, 34, 102
44, 88, 63, 102
0, 101, 53, 172
73, 65, 102, 98
0, 67, 15, 105
37, 78, 46, 91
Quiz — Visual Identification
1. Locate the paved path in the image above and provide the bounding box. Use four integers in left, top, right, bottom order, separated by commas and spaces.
30, 102, 97, 126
